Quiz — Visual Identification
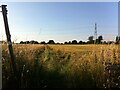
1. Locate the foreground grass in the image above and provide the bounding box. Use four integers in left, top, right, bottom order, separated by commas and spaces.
2, 44, 120, 88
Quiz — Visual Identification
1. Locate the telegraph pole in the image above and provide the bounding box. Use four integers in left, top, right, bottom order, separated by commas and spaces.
1, 5, 17, 76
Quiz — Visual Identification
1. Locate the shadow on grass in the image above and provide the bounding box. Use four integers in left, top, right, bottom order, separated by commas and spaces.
2, 46, 68, 88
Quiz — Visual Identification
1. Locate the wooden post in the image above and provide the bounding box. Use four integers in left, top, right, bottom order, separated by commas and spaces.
1, 5, 17, 76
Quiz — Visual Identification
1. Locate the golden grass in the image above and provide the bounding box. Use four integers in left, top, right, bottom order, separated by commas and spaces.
2, 44, 120, 88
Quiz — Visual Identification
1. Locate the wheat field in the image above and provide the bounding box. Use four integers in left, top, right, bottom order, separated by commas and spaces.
2, 44, 120, 88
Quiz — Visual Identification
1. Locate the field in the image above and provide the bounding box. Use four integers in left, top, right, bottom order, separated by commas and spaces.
2, 44, 120, 88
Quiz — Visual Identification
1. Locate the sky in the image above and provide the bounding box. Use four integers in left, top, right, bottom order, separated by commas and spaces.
0, 2, 118, 43
1, 0, 119, 2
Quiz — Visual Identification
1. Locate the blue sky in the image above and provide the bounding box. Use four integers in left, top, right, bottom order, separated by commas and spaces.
0, 2, 118, 43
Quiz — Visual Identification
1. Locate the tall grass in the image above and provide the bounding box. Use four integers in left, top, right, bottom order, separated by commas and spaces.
2, 44, 120, 88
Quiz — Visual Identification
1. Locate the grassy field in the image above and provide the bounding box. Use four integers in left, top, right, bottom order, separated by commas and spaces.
2, 44, 120, 88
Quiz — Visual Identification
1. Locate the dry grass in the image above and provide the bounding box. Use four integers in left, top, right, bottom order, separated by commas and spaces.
2, 44, 120, 88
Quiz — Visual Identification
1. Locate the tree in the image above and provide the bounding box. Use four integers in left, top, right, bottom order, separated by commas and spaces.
48, 40, 55, 44
98, 35, 103, 44
79, 41, 83, 44
116, 36, 120, 44
82, 42, 86, 44
72, 40, 77, 44
88, 36, 94, 44
103, 41, 107, 44
64, 42, 68, 44
68, 41, 72, 44
88, 36, 93, 41
30, 40, 39, 44
41, 41, 46, 44
20, 41, 25, 44
34, 41, 39, 44
25, 41, 30, 44
56, 42, 60, 44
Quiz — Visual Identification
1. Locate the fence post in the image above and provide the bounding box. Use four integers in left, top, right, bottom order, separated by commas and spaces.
1, 5, 17, 77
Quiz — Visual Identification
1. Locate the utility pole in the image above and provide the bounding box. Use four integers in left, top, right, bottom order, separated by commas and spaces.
1, 5, 17, 76
94, 22, 97, 44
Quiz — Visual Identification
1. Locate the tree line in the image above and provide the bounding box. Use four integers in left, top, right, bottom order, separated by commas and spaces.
19, 35, 120, 44
0, 35, 119, 44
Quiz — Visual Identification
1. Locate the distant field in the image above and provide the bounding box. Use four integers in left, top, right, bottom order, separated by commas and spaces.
2, 44, 120, 88
50, 44, 118, 52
